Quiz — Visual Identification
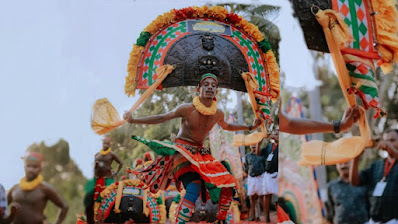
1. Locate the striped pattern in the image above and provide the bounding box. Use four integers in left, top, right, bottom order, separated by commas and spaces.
132, 136, 236, 190
175, 198, 195, 224
217, 187, 233, 221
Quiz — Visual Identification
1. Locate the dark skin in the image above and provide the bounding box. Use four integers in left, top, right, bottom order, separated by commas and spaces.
94, 138, 123, 178
279, 102, 360, 134
0, 200, 20, 224
263, 129, 279, 223
7, 160, 68, 224
123, 77, 263, 145
350, 130, 398, 186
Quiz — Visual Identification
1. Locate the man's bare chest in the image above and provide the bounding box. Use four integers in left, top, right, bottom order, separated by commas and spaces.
13, 187, 45, 205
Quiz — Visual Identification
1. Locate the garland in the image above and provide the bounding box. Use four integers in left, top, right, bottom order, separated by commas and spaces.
192, 96, 217, 115
19, 174, 43, 191
125, 5, 280, 100
99, 148, 111, 156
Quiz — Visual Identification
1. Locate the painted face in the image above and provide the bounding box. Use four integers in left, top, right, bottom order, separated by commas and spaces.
383, 131, 398, 157
199, 77, 218, 99
102, 138, 111, 150
336, 161, 351, 179
24, 160, 41, 181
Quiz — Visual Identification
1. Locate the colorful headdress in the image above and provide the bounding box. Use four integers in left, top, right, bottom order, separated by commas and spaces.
136, 158, 144, 166
199, 73, 218, 86
23, 152, 43, 163
91, 5, 280, 144
144, 152, 152, 160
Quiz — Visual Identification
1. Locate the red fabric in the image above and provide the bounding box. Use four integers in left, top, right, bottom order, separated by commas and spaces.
277, 205, 291, 222
94, 177, 105, 201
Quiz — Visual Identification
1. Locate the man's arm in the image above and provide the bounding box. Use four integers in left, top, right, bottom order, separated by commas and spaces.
43, 183, 69, 224
217, 112, 263, 131
111, 152, 123, 176
280, 106, 359, 135
123, 104, 186, 124
349, 157, 360, 186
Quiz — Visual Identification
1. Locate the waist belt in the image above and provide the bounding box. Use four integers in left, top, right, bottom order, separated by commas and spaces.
175, 142, 210, 155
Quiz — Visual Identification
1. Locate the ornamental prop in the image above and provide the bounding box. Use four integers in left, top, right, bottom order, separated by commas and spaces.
91, 5, 280, 146
290, 0, 398, 165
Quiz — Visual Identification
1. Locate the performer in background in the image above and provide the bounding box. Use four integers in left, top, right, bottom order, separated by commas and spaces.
7, 152, 69, 224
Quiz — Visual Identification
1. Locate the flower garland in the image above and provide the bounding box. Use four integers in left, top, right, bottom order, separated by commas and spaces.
19, 174, 43, 191
125, 5, 280, 100
99, 148, 111, 156
192, 96, 217, 115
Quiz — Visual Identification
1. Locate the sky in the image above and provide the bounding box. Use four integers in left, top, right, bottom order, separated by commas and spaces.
0, 0, 317, 190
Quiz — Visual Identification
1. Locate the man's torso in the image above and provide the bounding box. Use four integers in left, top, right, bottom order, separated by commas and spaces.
177, 105, 221, 145
328, 178, 368, 224
11, 184, 48, 224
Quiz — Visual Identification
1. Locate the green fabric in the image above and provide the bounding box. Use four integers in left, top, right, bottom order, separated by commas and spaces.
206, 183, 221, 204
173, 194, 181, 203
258, 39, 272, 53
156, 196, 163, 205
200, 73, 218, 84
136, 31, 151, 47
132, 136, 176, 156
83, 178, 115, 207
173, 161, 191, 173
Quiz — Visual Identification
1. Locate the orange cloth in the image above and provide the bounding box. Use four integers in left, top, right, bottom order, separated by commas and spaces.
298, 9, 372, 166
91, 64, 175, 135
233, 72, 267, 146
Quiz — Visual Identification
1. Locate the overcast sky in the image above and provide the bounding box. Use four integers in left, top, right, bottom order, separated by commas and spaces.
0, 0, 317, 190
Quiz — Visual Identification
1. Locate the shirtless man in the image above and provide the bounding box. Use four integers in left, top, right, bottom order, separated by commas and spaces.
85, 137, 123, 224
7, 152, 69, 224
94, 137, 123, 179
123, 73, 263, 224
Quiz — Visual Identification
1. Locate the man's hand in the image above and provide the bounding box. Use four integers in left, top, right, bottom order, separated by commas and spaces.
123, 111, 134, 123
340, 106, 360, 132
252, 117, 264, 130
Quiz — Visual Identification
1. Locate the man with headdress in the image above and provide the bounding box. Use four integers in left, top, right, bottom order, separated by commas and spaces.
123, 73, 263, 224
7, 152, 69, 224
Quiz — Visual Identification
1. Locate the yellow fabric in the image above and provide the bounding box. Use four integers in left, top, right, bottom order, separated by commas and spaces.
125, 45, 144, 97
264, 50, 281, 101
168, 201, 178, 222
19, 174, 43, 191
113, 180, 124, 214
298, 107, 372, 165
298, 9, 372, 166
232, 72, 267, 146
99, 148, 111, 156
370, 0, 398, 74
192, 96, 217, 115
143, 189, 149, 217
91, 64, 175, 135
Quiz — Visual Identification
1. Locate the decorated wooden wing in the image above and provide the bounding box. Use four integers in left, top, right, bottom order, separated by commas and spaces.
126, 6, 279, 99
92, 6, 280, 139
123, 6, 281, 144
292, 0, 398, 118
